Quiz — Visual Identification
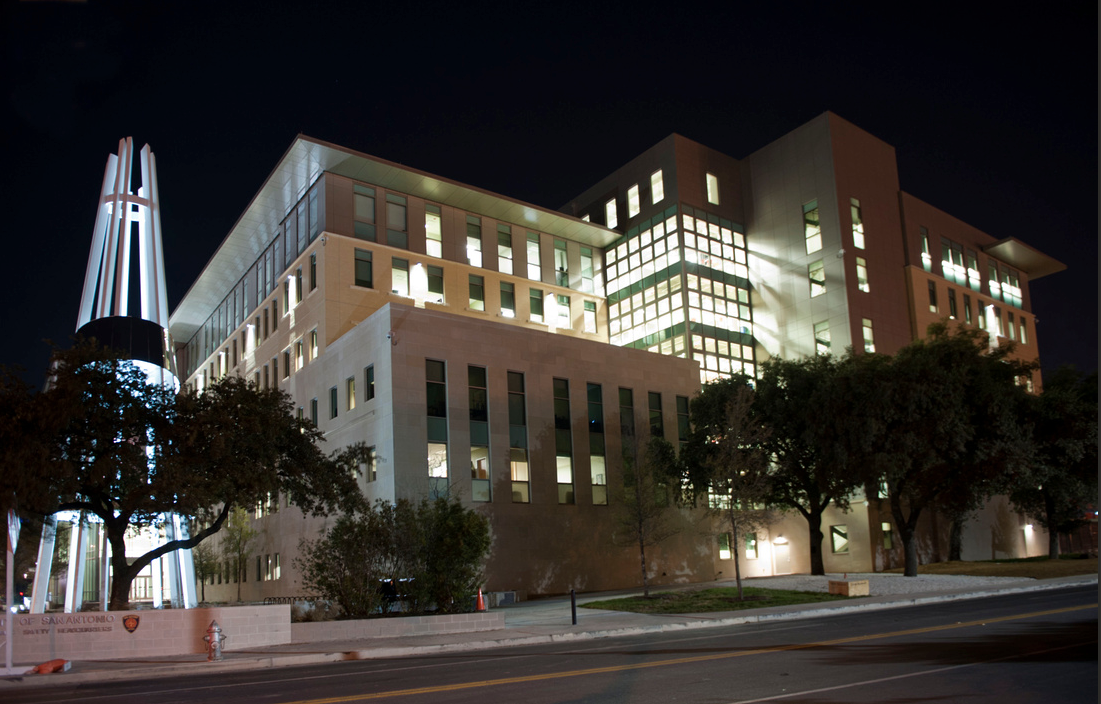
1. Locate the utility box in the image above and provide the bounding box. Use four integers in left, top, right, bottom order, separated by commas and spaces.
828, 580, 870, 597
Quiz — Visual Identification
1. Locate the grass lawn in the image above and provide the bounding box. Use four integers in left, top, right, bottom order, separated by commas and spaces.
883, 555, 1098, 580
582, 587, 849, 614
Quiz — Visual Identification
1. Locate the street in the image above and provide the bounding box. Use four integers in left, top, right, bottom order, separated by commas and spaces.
5, 586, 1096, 704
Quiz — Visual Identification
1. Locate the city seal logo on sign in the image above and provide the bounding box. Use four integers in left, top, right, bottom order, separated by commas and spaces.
122, 615, 140, 633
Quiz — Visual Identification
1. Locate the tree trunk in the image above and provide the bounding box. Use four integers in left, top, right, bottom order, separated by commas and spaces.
1044, 490, 1060, 559
638, 534, 649, 597
948, 517, 964, 561
237, 556, 243, 602
806, 510, 825, 576
731, 521, 743, 600
107, 527, 133, 610
891, 493, 921, 577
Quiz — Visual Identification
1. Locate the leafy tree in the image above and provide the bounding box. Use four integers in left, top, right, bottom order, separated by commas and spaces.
852, 325, 1032, 576
612, 436, 683, 597
754, 355, 870, 576
1009, 367, 1098, 557
19, 342, 365, 609
220, 506, 258, 602
191, 539, 219, 603
679, 376, 775, 599
416, 497, 492, 613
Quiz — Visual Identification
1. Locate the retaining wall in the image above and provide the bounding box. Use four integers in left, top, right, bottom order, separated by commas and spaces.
291, 611, 504, 642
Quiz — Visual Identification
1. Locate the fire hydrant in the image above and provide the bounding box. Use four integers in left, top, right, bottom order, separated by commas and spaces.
203, 620, 227, 662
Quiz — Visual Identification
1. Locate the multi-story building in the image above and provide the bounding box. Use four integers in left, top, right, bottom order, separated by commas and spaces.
168, 112, 1063, 601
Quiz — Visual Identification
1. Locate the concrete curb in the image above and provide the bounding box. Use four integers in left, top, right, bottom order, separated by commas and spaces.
2, 575, 1094, 689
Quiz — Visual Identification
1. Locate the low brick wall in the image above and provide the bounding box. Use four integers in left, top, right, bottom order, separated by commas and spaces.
291, 610, 505, 643
8, 605, 291, 664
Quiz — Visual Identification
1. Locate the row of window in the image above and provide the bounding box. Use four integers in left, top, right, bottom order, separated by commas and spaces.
715, 523, 891, 562
205, 554, 282, 585
919, 228, 1022, 308
926, 280, 1028, 343
814, 318, 876, 355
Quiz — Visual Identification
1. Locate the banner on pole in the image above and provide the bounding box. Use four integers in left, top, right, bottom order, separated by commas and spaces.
6, 509, 17, 555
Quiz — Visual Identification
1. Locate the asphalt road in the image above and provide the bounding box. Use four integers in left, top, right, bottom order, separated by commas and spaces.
6, 586, 1096, 704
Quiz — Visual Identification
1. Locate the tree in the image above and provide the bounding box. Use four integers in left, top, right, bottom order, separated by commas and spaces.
20, 342, 365, 609
191, 539, 219, 603
220, 506, 258, 602
754, 355, 870, 576
1009, 367, 1098, 557
679, 376, 775, 599
612, 436, 683, 597
852, 324, 1032, 576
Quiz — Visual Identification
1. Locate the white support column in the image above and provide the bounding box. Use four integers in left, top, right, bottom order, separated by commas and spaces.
30, 516, 57, 613
151, 556, 163, 609
99, 526, 110, 611
64, 514, 88, 613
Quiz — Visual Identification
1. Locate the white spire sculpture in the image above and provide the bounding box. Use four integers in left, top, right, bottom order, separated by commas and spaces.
31, 138, 197, 612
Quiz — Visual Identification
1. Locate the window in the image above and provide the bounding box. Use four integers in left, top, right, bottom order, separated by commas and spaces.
386, 194, 407, 249
1019, 318, 1028, 345
619, 387, 635, 443
353, 184, 376, 241
469, 365, 490, 503
392, 258, 409, 296
882, 522, 893, 550
948, 288, 958, 319
650, 170, 664, 204
469, 274, 485, 311
283, 278, 290, 315
718, 533, 732, 560
963, 294, 973, 324
920, 226, 932, 271
497, 225, 513, 275
329, 386, 338, 419
809, 260, 826, 297
365, 446, 377, 482
556, 294, 570, 329
1006, 311, 1016, 340
648, 391, 663, 437
426, 360, 448, 499
425, 204, 442, 258
830, 525, 849, 554
941, 239, 966, 285
364, 365, 375, 401
530, 288, 544, 323
346, 376, 356, 411
804, 200, 822, 254
308, 253, 317, 291
706, 173, 720, 205
310, 329, 318, 359
427, 265, 444, 303
855, 257, 869, 292
310, 398, 318, 426
588, 383, 607, 506
526, 232, 542, 281
465, 215, 482, 267
554, 239, 568, 286
354, 248, 373, 288
967, 251, 981, 291
605, 199, 618, 230
745, 532, 758, 560
928, 280, 938, 313
676, 396, 690, 451
988, 261, 1002, 301
814, 320, 830, 355
862, 318, 875, 353
580, 247, 594, 293
295, 267, 303, 304
508, 371, 529, 503
501, 282, 516, 318
295, 341, 304, 369
282, 349, 291, 378
554, 378, 574, 504
850, 198, 865, 249
583, 300, 597, 333
627, 184, 641, 217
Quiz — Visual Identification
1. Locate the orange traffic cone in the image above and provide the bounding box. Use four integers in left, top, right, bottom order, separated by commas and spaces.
476, 588, 486, 612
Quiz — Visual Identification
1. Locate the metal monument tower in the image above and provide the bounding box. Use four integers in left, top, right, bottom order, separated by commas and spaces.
30, 138, 197, 612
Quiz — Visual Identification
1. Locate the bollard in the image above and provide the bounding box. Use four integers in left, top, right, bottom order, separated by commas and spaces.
570, 589, 577, 626
203, 620, 227, 662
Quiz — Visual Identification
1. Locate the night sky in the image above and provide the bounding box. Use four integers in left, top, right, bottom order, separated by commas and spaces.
3, 2, 1096, 389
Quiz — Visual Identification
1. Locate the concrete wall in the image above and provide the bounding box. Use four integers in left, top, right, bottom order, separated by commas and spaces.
291, 611, 504, 642
9, 605, 290, 664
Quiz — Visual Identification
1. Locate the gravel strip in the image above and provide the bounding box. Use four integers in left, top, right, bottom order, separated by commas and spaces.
740, 573, 1031, 595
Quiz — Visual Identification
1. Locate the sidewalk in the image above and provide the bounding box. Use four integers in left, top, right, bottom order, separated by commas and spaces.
2, 573, 1095, 688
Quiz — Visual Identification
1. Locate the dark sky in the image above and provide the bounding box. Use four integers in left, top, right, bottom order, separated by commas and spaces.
3, 1, 1096, 388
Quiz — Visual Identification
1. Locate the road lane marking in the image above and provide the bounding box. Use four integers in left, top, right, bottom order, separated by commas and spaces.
279, 602, 1097, 703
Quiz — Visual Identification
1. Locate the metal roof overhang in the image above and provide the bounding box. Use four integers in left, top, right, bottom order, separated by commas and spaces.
169, 135, 617, 344
982, 237, 1067, 280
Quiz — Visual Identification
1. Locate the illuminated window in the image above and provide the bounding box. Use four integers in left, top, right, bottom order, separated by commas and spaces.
469, 365, 490, 502
583, 300, 597, 333
365, 446, 377, 482
809, 260, 826, 297
555, 239, 569, 286
580, 247, 594, 293
309, 329, 318, 359
466, 215, 482, 267
814, 320, 831, 355
353, 184, 376, 241
497, 224, 513, 275
988, 262, 1002, 301
1007, 312, 1016, 340
588, 383, 607, 506
804, 200, 822, 254
557, 294, 571, 328
527, 232, 542, 281
850, 198, 865, 249
1019, 318, 1028, 344
967, 251, 981, 291
346, 376, 356, 411
364, 364, 375, 401
651, 170, 664, 204
385, 194, 407, 248
530, 288, 544, 323
427, 265, 444, 303
948, 288, 958, 319
862, 318, 875, 353
745, 532, 758, 560
469, 274, 485, 311
501, 282, 516, 317
426, 359, 448, 498
718, 533, 732, 560
706, 173, 720, 205
963, 294, 973, 325
627, 184, 641, 217
508, 372, 529, 503
855, 257, 869, 292
425, 204, 442, 258
830, 525, 849, 554
354, 248, 373, 288
920, 226, 932, 271
928, 280, 938, 313
554, 378, 574, 504
605, 199, 618, 230
295, 341, 303, 369
392, 258, 409, 296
